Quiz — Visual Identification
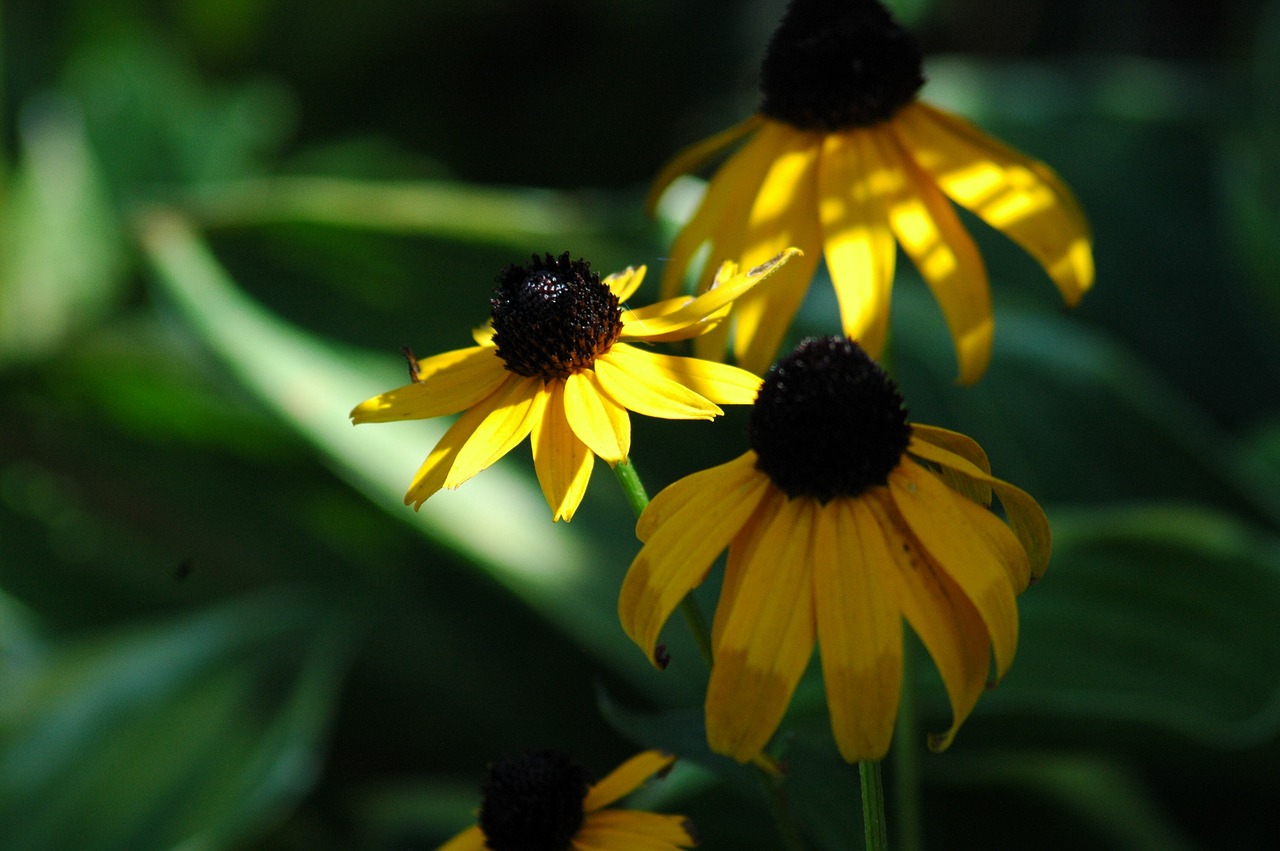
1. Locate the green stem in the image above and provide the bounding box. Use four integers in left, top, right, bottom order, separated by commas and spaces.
860, 760, 891, 851
611, 459, 805, 850
892, 638, 924, 851
612, 459, 714, 668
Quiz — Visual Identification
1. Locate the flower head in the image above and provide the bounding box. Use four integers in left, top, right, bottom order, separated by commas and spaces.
351, 250, 796, 521
438, 749, 696, 851
649, 0, 1094, 382
618, 337, 1051, 763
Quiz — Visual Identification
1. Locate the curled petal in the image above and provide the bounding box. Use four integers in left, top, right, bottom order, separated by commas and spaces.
605, 265, 648, 303
877, 127, 993, 385
896, 102, 1094, 306
444, 376, 543, 489
867, 494, 990, 753
890, 462, 1022, 678
647, 114, 766, 215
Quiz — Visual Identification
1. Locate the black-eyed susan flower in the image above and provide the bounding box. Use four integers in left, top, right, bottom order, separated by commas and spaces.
438, 749, 697, 851
649, 0, 1094, 382
618, 336, 1050, 763
351, 250, 795, 521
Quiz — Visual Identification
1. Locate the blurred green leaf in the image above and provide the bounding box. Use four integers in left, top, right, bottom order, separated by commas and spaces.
0, 97, 126, 363
0, 589, 353, 851
976, 504, 1280, 750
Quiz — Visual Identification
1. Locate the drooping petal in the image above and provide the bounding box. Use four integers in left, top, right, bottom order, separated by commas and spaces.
908, 424, 993, 505
889, 461, 1022, 677
622, 249, 801, 343
660, 123, 789, 300
403, 379, 511, 508
605, 265, 648, 303
444, 375, 543, 489
574, 810, 696, 851
819, 129, 897, 359
595, 345, 723, 421
531, 380, 594, 521
647, 114, 766, 216
729, 130, 825, 374
814, 498, 903, 762
896, 101, 1094, 306
436, 824, 487, 851
563, 370, 631, 463
876, 127, 993, 385
867, 494, 990, 753
907, 437, 1050, 583
349, 346, 508, 423
620, 454, 770, 667
582, 751, 676, 811
706, 493, 817, 762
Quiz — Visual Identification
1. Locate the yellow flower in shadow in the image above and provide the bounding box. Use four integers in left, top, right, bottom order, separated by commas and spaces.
351, 250, 796, 521
650, 0, 1093, 382
619, 337, 1049, 762
439, 750, 696, 851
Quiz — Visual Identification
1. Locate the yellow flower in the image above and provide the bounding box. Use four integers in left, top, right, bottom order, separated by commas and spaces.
351, 250, 796, 521
438, 749, 696, 851
618, 337, 1050, 763
649, 0, 1094, 382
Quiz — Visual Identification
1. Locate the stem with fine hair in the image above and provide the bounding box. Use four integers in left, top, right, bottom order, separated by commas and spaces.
860, 760, 891, 851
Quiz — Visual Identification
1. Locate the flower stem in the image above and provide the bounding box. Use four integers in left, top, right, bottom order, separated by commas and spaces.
892, 638, 924, 851
612, 459, 714, 668
860, 760, 891, 851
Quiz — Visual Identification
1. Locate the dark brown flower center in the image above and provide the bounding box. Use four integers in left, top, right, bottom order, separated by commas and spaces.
749, 337, 910, 502
760, 0, 925, 131
478, 750, 591, 851
490, 253, 623, 380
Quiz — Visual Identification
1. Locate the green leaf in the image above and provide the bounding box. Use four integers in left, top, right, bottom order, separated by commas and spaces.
0, 97, 127, 363
0, 590, 352, 851
975, 504, 1280, 750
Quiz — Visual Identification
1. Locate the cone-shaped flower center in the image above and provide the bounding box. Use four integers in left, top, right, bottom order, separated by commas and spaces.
478, 750, 591, 851
760, 0, 925, 131
490, 252, 624, 380
750, 337, 910, 502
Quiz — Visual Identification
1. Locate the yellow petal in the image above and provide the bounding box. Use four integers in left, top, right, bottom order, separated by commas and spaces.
910, 424, 992, 474
574, 810, 696, 851
436, 824, 486, 851
659, 122, 791, 300
531, 380, 594, 521
819, 129, 898, 359
605, 265, 648, 303
350, 346, 507, 423
582, 751, 676, 811
889, 462, 1022, 677
896, 102, 1094, 305
443, 375, 543, 489
563, 370, 631, 463
814, 499, 903, 762
730, 131, 825, 374
606, 345, 761, 407
867, 493, 989, 753
619, 454, 770, 667
647, 114, 766, 215
622, 248, 801, 343
706, 494, 817, 762
472, 323, 495, 345
907, 437, 1050, 583
877, 126, 993, 385
595, 344, 723, 420
403, 382, 509, 508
